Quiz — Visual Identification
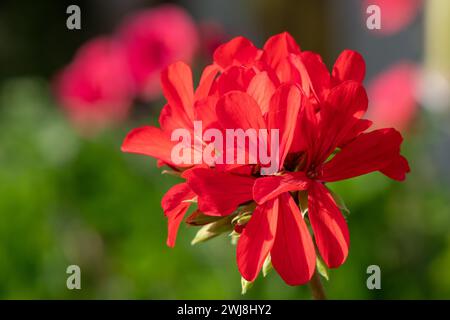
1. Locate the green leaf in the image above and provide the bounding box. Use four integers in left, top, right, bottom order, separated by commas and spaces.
241, 277, 253, 295
316, 256, 329, 281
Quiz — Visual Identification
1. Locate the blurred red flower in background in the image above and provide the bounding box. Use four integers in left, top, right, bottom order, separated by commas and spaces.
367, 62, 419, 132
55, 37, 134, 134
199, 21, 228, 58
363, 0, 423, 35
118, 5, 199, 100
55, 4, 199, 134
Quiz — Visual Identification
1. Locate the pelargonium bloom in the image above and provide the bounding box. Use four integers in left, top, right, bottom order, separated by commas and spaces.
118, 5, 199, 100
122, 32, 410, 288
55, 37, 134, 134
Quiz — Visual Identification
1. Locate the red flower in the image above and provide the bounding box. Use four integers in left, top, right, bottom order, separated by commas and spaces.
118, 5, 199, 100
121, 60, 219, 246
122, 32, 410, 287
55, 37, 134, 134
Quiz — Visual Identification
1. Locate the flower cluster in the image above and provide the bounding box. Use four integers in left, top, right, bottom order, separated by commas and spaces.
122, 32, 410, 286
55, 5, 198, 133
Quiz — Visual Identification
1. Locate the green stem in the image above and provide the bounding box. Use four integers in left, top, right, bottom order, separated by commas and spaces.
309, 271, 327, 300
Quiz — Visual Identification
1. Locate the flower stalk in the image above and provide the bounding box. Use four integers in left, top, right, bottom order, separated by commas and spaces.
309, 271, 327, 300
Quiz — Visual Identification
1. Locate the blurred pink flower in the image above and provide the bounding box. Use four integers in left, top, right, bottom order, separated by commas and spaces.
55, 37, 134, 134
367, 62, 420, 132
363, 0, 423, 35
118, 5, 199, 100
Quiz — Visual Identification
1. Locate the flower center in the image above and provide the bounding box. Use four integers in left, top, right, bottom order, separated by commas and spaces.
306, 167, 318, 179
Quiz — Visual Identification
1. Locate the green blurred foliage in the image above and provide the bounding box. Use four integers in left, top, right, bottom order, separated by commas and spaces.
0, 78, 449, 299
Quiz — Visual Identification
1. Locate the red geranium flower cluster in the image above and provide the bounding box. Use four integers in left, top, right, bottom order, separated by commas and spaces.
122, 32, 410, 286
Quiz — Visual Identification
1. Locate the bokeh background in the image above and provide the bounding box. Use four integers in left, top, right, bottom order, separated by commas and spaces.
0, 0, 449, 299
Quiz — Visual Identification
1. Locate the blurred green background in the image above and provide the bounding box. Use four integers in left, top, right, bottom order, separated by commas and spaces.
0, 0, 449, 299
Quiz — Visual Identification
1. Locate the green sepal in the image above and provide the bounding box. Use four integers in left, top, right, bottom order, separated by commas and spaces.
262, 255, 272, 277
241, 277, 253, 295
191, 215, 234, 245
316, 256, 329, 281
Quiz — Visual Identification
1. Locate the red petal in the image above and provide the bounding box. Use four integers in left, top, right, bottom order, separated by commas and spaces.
339, 119, 373, 147
185, 168, 255, 216
326, 80, 368, 119
121, 126, 180, 166
380, 155, 411, 181
314, 81, 368, 164
237, 198, 278, 282
273, 57, 302, 84
332, 50, 366, 84
319, 128, 405, 182
215, 164, 254, 176
194, 96, 219, 130
213, 36, 259, 69
161, 183, 195, 247
159, 103, 193, 132
161, 61, 195, 121
308, 182, 349, 268
253, 172, 310, 204
290, 95, 318, 155
291, 51, 330, 103
247, 71, 276, 115
216, 65, 256, 95
262, 32, 301, 69
194, 64, 220, 101
266, 84, 302, 169
271, 193, 316, 285
216, 91, 266, 130
216, 91, 266, 166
